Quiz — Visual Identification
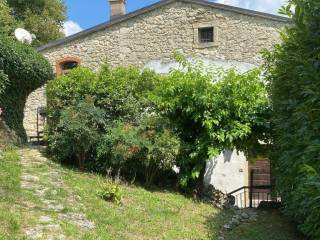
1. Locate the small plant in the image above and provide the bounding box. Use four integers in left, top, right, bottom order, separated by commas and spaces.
97, 179, 123, 205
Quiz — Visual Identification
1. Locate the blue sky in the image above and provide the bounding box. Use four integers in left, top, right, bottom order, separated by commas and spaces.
63, 0, 287, 36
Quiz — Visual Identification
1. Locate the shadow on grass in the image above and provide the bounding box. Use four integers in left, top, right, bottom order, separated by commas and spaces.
205, 208, 306, 240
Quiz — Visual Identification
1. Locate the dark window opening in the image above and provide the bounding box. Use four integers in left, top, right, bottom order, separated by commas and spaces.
62, 61, 78, 70
199, 27, 214, 43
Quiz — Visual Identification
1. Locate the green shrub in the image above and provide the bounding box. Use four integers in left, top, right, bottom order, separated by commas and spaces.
97, 121, 142, 175
48, 99, 106, 171
263, 1, 320, 238
98, 116, 181, 187
97, 179, 123, 204
47, 57, 268, 189
47, 66, 159, 131
150, 54, 269, 187
0, 70, 8, 95
138, 116, 180, 187
0, 0, 18, 35
47, 65, 159, 171
0, 34, 53, 140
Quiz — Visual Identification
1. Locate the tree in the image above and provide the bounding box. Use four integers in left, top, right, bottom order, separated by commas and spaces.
0, 0, 18, 35
49, 99, 106, 171
6, 0, 66, 46
150, 53, 270, 188
263, 0, 320, 238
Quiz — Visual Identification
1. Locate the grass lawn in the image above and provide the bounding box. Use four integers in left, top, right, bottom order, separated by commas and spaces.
0, 147, 304, 240
0, 149, 25, 239
222, 209, 304, 240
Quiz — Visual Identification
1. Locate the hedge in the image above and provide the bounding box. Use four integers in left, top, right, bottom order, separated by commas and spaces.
0, 34, 53, 141
263, 0, 320, 238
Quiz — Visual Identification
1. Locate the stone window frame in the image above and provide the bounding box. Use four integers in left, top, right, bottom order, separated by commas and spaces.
56, 57, 81, 76
193, 22, 219, 49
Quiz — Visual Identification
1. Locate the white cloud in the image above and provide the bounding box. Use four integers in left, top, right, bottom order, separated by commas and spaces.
63, 20, 83, 37
214, 0, 288, 15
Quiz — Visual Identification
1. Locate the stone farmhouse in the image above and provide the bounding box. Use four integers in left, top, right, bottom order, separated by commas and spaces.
23, 0, 289, 197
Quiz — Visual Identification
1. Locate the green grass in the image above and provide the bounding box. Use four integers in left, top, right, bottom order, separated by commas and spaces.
0, 149, 23, 239
0, 147, 304, 240
62, 170, 219, 239
222, 210, 304, 240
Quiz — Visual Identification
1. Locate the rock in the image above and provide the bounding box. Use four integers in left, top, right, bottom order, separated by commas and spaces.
231, 217, 240, 227
241, 212, 250, 219
45, 224, 61, 231
223, 224, 232, 231
21, 175, 39, 182
48, 234, 66, 240
59, 213, 95, 231
39, 216, 53, 223
234, 214, 242, 222
201, 185, 232, 209
25, 227, 43, 239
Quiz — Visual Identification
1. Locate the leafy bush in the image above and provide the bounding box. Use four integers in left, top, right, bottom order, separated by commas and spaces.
263, 0, 320, 238
0, 70, 8, 95
97, 179, 123, 205
97, 121, 142, 176
0, 0, 18, 35
138, 116, 180, 187
98, 116, 180, 187
48, 57, 268, 189
150, 54, 269, 187
0, 34, 53, 140
47, 66, 159, 172
48, 99, 106, 171
47, 66, 159, 131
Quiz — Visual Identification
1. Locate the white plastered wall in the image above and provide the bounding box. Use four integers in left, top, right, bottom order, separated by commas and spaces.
203, 150, 249, 193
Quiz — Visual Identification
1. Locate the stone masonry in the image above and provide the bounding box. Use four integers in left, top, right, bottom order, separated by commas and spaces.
23, 0, 288, 137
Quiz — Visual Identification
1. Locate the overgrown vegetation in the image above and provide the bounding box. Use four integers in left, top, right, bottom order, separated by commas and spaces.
0, 34, 53, 141
0, 0, 17, 36
47, 55, 268, 189
263, 0, 320, 238
150, 54, 270, 187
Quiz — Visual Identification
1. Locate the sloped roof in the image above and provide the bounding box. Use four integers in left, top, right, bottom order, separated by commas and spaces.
38, 0, 289, 52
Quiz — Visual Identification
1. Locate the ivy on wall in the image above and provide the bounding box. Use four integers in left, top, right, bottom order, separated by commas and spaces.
0, 35, 53, 141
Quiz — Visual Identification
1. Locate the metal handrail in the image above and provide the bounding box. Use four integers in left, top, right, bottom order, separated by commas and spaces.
227, 185, 274, 196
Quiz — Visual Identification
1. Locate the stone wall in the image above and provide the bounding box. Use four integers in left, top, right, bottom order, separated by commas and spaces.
41, 2, 284, 69
23, 86, 46, 138
24, 1, 286, 137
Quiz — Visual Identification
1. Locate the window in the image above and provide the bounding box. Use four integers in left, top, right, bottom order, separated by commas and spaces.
61, 61, 78, 71
199, 27, 214, 43
56, 57, 81, 76
193, 22, 218, 48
